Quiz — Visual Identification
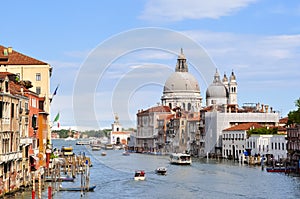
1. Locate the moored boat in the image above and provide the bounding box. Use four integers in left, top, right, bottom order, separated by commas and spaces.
61, 146, 74, 156
76, 140, 90, 145
101, 151, 107, 156
155, 167, 167, 175
122, 151, 130, 156
91, 144, 101, 151
45, 176, 74, 182
134, 170, 146, 181
170, 153, 192, 165
266, 167, 296, 173
59, 185, 96, 192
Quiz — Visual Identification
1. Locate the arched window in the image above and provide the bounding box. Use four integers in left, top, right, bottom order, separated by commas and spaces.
188, 103, 191, 111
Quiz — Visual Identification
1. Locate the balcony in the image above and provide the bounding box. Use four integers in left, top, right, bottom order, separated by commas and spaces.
0, 151, 22, 162
20, 137, 33, 145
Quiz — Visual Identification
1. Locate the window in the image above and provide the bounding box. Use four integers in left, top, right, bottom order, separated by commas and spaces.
11, 103, 14, 118
36, 87, 41, 95
36, 73, 41, 81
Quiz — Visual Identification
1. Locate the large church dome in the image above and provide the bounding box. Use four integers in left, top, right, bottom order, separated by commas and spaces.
161, 49, 202, 112
164, 72, 200, 93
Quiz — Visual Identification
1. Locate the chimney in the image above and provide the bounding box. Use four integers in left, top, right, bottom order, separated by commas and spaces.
265, 105, 269, 113
8, 47, 12, 54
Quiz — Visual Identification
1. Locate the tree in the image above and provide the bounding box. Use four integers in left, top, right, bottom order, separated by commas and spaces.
287, 98, 300, 125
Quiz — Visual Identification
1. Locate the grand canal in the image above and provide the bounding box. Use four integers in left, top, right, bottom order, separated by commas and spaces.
12, 139, 300, 199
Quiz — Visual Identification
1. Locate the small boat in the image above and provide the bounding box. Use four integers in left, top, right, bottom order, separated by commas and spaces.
91, 145, 101, 151
101, 152, 107, 156
122, 151, 130, 156
76, 140, 90, 145
155, 167, 167, 175
65, 136, 76, 141
105, 144, 114, 150
61, 146, 74, 156
266, 167, 295, 173
45, 176, 74, 182
59, 185, 96, 192
170, 153, 192, 165
134, 170, 146, 181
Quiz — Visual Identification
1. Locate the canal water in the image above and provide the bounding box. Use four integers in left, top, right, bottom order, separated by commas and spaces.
11, 139, 300, 199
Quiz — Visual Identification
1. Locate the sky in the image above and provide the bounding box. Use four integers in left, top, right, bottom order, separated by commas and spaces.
2, 0, 300, 130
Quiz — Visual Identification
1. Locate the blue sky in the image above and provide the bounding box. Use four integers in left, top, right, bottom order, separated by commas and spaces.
2, 0, 300, 130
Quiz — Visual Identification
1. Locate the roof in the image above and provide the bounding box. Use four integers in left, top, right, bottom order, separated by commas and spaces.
224, 122, 262, 131
111, 131, 131, 135
0, 45, 48, 65
137, 106, 171, 115
279, 117, 288, 124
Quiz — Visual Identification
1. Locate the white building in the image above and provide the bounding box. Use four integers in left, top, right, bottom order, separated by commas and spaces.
247, 134, 287, 160
204, 111, 279, 156
110, 114, 132, 146
222, 123, 262, 160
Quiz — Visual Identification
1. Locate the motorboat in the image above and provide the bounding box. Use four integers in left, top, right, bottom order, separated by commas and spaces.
170, 153, 192, 165
105, 144, 114, 150
76, 140, 90, 145
101, 151, 107, 156
122, 151, 130, 156
155, 167, 167, 175
91, 144, 101, 151
65, 136, 76, 141
134, 170, 146, 181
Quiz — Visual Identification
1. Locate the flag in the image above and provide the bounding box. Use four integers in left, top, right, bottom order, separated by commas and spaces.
57, 122, 60, 128
53, 85, 59, 96
54, 112, 60, 122
50, 84, 59, 103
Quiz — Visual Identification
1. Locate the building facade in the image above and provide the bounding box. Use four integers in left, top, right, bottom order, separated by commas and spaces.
0, 45, 52, 144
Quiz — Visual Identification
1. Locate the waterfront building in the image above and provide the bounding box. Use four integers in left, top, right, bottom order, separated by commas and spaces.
223, 122, 287, 163
0, 45, 52, 144
203, 105, 279, 157
136, 106, 172, 152
222, 123, 262, 160
0, 73, 30, 196
287, 125, 300, 172
248, 134, 287, 160
110, 114, 132, 146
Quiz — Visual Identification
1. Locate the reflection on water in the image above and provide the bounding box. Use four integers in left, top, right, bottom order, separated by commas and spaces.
8, 139, 300, 199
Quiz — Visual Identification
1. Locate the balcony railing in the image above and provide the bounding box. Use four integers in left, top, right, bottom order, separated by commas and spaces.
0, 151, 22, 162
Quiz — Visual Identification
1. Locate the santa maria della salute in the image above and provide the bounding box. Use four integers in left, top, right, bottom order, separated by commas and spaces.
135, 49, 282, 161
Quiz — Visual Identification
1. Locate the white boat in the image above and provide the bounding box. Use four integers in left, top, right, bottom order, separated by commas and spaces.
155, 167, 167, 175
65, 136, 76, 141
170, 153, 192, 165
134, 170, 146, 181
76, 140, 90, 145
91, 145, 101, 151
101, 151, 107, 156
105, 144, 113, 150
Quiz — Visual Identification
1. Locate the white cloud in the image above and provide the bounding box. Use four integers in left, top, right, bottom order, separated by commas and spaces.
140, 0, 257, 22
